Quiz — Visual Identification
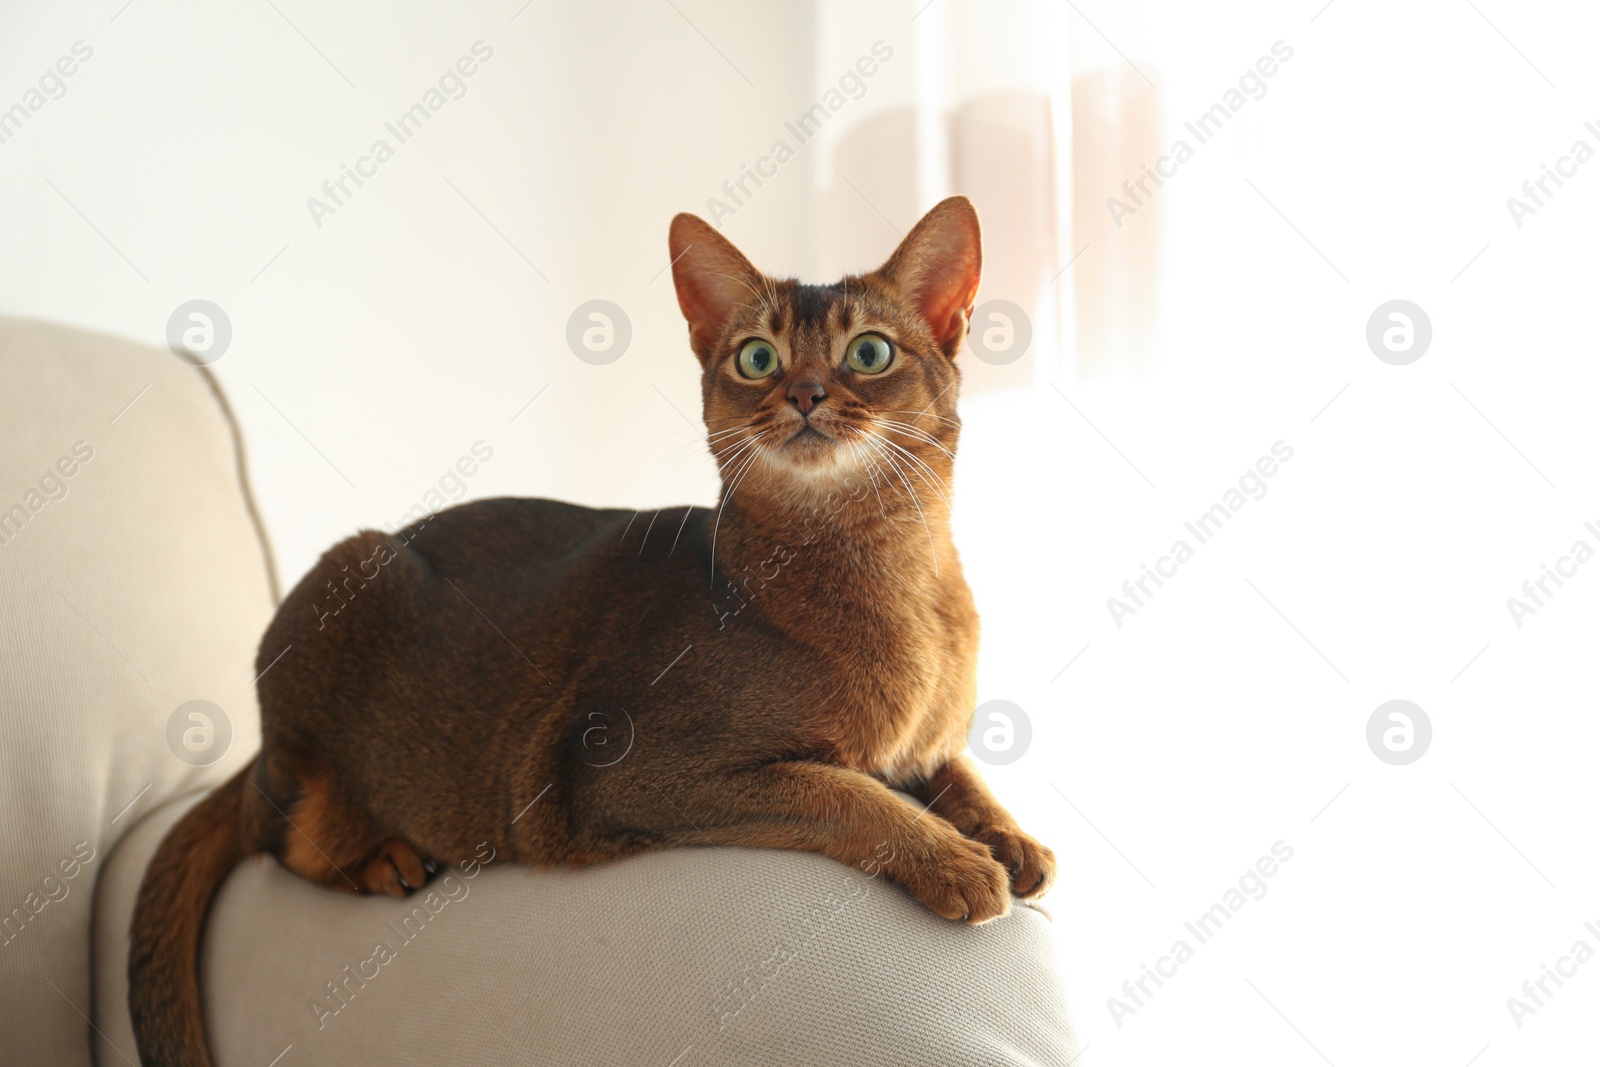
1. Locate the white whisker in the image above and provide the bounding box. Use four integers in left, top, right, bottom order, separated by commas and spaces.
868, 436, 938, 575
877, 419, 956, 461
708, 433, 768, 585
862, 429, 950, 507
640, 430, 766, 555
844, 428, 890, 519
880, 408, 961, 428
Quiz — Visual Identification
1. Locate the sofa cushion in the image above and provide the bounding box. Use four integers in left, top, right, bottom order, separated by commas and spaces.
96, 793, 1078, 1066
0, 317, 275, 1065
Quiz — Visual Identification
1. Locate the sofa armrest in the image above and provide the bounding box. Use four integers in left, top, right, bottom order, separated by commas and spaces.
96, 794, 1077, 1066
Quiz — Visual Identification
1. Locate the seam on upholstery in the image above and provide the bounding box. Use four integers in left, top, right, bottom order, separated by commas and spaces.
195, 365, 282, 606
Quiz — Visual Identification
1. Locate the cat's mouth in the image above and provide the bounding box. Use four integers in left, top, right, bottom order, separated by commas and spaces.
786, 424, 832, 446
771, 421, 843, 471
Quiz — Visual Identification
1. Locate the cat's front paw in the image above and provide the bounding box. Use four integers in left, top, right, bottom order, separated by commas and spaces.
895, 834, 1012, 924
974, 825, 1056, 899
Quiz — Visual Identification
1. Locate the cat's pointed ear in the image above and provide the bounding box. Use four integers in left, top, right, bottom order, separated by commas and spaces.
874, 196, 982, 360
669, 214, 763, 364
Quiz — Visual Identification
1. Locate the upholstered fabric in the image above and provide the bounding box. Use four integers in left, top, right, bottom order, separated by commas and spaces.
96, 793, 1077, 1066
0, 317, 275, 1065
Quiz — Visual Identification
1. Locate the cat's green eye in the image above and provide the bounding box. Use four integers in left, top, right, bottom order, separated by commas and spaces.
845, 333, 893, 375
737, 338, 779, 379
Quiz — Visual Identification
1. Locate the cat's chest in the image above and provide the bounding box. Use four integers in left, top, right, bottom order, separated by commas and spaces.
812, 585, 980, 780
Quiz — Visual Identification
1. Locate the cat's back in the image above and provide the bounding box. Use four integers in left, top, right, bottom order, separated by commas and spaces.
399, 495, 714, 599
402, 496, 631, 572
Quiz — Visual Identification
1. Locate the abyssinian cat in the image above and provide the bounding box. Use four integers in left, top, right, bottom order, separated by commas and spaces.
129, 196, 1055, 1066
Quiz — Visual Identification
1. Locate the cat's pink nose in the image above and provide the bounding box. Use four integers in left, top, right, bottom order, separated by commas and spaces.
787, 382, 826, 415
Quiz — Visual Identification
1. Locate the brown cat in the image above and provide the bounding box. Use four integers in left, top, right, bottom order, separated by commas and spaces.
128, 196, 1055, 1066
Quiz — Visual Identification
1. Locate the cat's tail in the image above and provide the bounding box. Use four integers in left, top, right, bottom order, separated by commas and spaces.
128, 764, 255, 1067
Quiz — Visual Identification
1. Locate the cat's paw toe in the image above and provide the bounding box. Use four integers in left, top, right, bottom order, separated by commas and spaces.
901, 835, 1012, 924
976, 826, 1056, 900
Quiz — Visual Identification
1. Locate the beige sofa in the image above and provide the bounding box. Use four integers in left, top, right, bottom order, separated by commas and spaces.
0, 317, 1077, 1065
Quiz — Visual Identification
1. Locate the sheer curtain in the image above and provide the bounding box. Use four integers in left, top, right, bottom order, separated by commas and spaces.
806, 0, 1075, 393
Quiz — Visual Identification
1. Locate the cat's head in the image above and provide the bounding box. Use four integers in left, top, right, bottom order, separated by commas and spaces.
668, 197, 981, 507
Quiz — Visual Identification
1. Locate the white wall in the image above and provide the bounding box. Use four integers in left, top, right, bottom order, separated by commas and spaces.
0, 0, 826, 584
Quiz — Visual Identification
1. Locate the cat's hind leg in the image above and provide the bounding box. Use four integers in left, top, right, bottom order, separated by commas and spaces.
354, 837, 431, 897
273, 773, 433, 897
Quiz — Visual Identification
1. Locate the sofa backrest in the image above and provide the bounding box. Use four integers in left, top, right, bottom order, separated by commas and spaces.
0, 317, 275, 1064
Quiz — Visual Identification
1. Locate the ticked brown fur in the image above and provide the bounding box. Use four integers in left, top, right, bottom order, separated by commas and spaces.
129, 196, 1055, 1066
